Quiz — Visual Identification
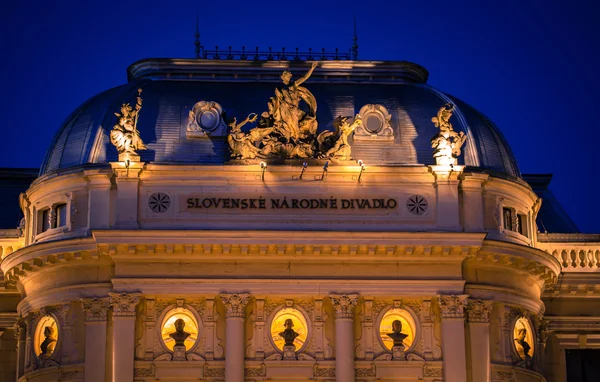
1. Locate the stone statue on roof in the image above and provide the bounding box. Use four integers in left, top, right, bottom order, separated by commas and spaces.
430, 103, 467, 166
110, 88, 146, 161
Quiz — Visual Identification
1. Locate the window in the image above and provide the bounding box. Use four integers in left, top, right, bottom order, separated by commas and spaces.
503, 207, 513, 231
55, 204, 67, 228
39, 209, 50, 233
517, 214, 527, 236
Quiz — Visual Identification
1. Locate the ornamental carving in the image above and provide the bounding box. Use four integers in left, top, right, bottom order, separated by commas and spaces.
109, 293, 141, 317
313, 364, 335, 377
437, 294, 468, 319
355, 104, 394, 141
81, 298, 110, 322
329, 294, 359, 319
466, 299, 493, 323
245, 364, 266, 377
355, 364, 376, 377
134, 366, 155, 377
203, 364, 225, 377
423, 364, 443, 377
187, 101, 228, 137
110, 89, 146, 161
220, 293, 251, 318
226, 62, 361, 160
430, 103, 467, 166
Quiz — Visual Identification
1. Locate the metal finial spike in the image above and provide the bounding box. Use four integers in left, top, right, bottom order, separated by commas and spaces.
194, 13, 201, 58
352, 15, 359, 60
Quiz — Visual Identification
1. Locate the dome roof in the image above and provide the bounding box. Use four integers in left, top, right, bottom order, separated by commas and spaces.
41, 59, 520, 178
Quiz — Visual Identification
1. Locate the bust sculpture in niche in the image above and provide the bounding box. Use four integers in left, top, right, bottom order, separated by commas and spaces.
169, 318, 191, 347
387, 320, 408, 346
279, 318, 300, 347
39, 326, 57, 357
515, 328, 531, 359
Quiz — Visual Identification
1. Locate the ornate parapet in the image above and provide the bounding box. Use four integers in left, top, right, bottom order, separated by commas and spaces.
220, 293, 251, 318
109, 293, 141, 317
81, 298, 110, 322
437, 294, 468, 319
466, 299, 493, 323
329, 294, 359, 319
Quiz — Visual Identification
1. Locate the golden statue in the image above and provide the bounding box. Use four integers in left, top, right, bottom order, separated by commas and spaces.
266, 62, 319, 141
227, 113, 274, 159
110, 88, 146, 161
317, 115, 362, 159
430, 103, 467, 166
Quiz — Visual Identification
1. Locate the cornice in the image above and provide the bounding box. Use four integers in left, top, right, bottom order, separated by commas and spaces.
111, 278, 466, 296
93, 230, 486, 246
473, 240, 561, 289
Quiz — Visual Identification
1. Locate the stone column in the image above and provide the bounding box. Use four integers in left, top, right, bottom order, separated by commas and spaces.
220, 293, 251, 382
110, 162, 144, 229
85, 171, 112, 229
438, 294, 468, 382
329, 294, 359, 382
81, 298, 110, 382
459, 173, 489, 232
109, 293, 141, 382
430, 165, 464, 231
13, 318, 26, 380
466, 299, 493, 382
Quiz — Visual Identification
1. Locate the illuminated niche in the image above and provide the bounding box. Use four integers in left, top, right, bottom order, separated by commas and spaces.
269, 307, 309, 352
513, 317, 535, 360
379, 308, 417, 351
160, 308, 200, 352
34, 315, 58, 357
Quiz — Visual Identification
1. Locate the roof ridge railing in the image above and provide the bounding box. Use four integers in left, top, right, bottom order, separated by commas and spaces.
198, 46, 352, 61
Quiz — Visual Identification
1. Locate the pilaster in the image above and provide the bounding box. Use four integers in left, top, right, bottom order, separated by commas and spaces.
110, 162, 144, 229
438, 294, 468, 382
109, 293, 141, 382
329, 294, 359, 382
430, 165, 464, 231
220, 293, 251, 382
81, 298, 110, 382
459, 173, 489, 232
466, 299, 493, 382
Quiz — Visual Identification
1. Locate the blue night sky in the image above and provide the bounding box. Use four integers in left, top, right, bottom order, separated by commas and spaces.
1, 0, 598, 233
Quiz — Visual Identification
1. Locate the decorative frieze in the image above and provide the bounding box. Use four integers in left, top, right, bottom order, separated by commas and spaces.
220, 293, 251, 318
81, 298, 110, 322
109, 293, 141, 317
466, 299, 493, 323
437, 294, 468, 319
329, 294, 359, 319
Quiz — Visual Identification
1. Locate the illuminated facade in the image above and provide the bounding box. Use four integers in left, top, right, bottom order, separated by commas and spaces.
0, 55, 598, 382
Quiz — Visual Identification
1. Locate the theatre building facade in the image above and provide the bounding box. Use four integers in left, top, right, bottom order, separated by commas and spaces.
0, 54, 598, 382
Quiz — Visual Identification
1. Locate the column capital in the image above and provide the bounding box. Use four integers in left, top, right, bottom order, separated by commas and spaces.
109, 293, 141, 317
220, 293, 251, 318
437, 294, 469, 319
13, 316, 26, 340
329, 294, 359, 319
81, 297, 111, 322
466, 299, 494, 323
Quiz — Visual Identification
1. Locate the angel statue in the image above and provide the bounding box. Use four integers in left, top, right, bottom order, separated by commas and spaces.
263, 62, 319, 141
110, 88, 146, 161
317, 115, 362, 159
228, 113, 274, 159
430, 103, 467, 166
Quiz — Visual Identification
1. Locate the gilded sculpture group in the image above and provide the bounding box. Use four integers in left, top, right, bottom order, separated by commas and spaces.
110, 63, 467, 164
